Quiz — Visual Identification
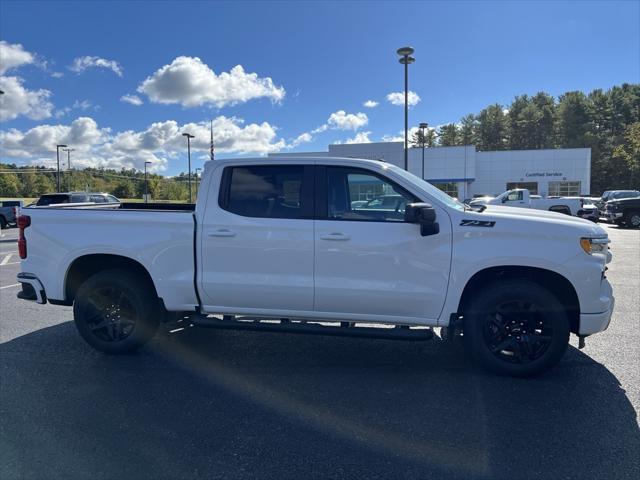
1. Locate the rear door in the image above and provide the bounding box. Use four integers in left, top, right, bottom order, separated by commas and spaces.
313, 165, 451, 321
199, 164, 315, 314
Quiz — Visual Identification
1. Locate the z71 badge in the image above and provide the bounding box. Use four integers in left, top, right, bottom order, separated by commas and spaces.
460, 219, 496, 227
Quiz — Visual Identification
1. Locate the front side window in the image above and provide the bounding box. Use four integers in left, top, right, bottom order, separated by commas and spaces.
326, 167, 417, 222
221, 165, 309, 219
90, 195, 107, 203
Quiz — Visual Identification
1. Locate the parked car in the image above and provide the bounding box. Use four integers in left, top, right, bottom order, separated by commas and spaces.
470, 188, 598, 220
0, 200, 23, 229
596, 190, 640, 212
604, 197, 640, 228
16, 157, 614, 377
34, 192, 120, 207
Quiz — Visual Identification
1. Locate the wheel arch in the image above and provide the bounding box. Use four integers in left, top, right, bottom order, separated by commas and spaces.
457, 266, 580, 334
64, 254, 159, 305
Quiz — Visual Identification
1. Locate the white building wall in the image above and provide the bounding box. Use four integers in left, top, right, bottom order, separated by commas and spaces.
472, 148, 591, 197
271, 142, 591, 198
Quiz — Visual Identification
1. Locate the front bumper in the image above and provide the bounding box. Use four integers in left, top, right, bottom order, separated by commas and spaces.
579, 279, 614, 335
605, 210, 623, 222
16, 272, 47, 304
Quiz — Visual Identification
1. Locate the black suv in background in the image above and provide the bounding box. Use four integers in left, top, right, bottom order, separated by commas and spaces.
605, 196, 640, 228
596, 190, 640, 212
34, 192, 120, 206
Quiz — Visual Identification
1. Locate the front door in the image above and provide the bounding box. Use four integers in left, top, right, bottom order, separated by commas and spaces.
314, 166, 451, 322
200, 164, 315, 314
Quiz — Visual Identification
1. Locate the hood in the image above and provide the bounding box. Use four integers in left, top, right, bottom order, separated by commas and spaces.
478, 205, 606, 236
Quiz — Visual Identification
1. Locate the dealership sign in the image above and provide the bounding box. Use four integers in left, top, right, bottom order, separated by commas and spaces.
525, 172, 563, 177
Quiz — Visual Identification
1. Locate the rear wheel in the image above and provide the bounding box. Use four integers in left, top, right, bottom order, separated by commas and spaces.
73, 269, 160, 353
624, 210, 640, 229
0, 216, 6, 229
463, 280, 570, 377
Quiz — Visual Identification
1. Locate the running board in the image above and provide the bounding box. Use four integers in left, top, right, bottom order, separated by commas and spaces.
189, 315, 434, 341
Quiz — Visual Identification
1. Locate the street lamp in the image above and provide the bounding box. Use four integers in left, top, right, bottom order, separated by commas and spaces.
144, 161, 152, 203
397, 46, 415, 171
419, 122, 428, 179
195, 167, 202, 198
63, 148, 75, 191
55, 144, 68, 192
182, 133, 195, 203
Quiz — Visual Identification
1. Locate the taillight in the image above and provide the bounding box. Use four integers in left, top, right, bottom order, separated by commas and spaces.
17, 215, 31, 259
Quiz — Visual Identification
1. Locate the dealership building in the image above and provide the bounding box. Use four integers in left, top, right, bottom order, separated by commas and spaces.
273, 143, 591, 200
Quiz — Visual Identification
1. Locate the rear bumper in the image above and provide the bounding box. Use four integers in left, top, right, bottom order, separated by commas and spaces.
579, 280, 614, 335
16, 272, 47, 304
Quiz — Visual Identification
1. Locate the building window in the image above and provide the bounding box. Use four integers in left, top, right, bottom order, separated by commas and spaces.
506, 182, 538, 195
548, 181, 581, 197
431, 182, 458, 199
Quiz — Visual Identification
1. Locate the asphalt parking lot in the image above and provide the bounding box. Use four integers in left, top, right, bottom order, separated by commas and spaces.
1, 225, 638, 480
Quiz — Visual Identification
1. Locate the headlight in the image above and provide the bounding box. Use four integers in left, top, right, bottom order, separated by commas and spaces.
580, 237, 609, 255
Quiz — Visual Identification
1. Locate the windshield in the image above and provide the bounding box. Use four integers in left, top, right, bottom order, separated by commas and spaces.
384, 164, 466, 211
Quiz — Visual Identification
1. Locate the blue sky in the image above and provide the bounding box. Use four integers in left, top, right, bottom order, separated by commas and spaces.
1, 0, 638, 175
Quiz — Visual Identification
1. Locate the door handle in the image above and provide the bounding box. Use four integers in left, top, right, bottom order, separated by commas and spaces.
208, 229, 236, 237
320, 232, 350, 241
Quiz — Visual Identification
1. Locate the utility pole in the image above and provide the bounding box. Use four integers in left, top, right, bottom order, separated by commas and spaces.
397, 47, 415, 171
63, 148, 75, 191
56, 144, 68, 192
182, 132, 195, 203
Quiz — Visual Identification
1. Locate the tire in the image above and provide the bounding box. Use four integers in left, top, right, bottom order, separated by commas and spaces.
624, 210, 640, 229
0, 216, 6, 229
73, 269, 160, 354
549, 206, 571, 216
463, 280, 570, 377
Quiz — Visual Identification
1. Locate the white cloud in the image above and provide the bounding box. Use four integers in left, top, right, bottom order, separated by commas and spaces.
363, 100, 378, 108
381, 126, 436, 143
138, 56, 285, 108
51, 71, 64, 78
290, 132, 313, 148
69, 56, 123, 77
0, 76, 53, 122
386, 91, 421, 107
345, 131, 372, 144
120, 94, 143, 106
327, 110, 368, 131
54, 99, 96, 118
1, 116, 288, 171
0, 41, 35, 74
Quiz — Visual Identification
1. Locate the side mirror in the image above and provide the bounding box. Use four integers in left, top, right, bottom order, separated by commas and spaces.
501, 196, 508, 203
404, 203, 439, 236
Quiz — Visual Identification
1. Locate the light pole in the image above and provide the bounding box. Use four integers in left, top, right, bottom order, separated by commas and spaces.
419, 122, 428, 179
397, 47, 415, 171
182, 133, 195, 203
63, 148, 75, 191
144, 161, 152, 203
195, 167, 202, 198
56, 144, 68, 192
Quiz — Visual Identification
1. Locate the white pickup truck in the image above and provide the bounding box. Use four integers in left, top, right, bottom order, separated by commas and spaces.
471, 188, 599, 221
16, 157, 615, 377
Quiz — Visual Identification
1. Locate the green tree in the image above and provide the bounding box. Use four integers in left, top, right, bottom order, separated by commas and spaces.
612, 122, 640, 189
476, 104, 508, 151
410, 128, 436, 148
459, 114, 477, 145
438, 123, 460, 146
0, 172, 21, 197
556, 91, 591, 148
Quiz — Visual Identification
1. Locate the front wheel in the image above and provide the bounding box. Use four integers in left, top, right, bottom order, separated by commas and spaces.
73, 269, 160, 353
463, 280, 570, 377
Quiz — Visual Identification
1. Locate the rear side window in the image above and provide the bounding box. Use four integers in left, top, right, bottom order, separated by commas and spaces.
71, 194, 91, 203
219, 165, 312, 219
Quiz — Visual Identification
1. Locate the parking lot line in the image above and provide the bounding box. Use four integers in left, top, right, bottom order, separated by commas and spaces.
0, 283, 20, 290
1, 253, 14, 265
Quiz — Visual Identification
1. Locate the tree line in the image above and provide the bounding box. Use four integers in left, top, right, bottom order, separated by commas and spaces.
411, 83, 640, 194
0, 165, 197, 202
